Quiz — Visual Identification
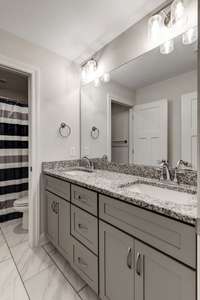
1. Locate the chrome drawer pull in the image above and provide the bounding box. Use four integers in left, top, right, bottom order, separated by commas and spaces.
77, 195, 88, 204
78, 223, 88, 231
136, 252, 142, 276
78, 257, 88, 268
55, 202, 59, 214
51, 201, 56, 213
127, 247, 133, 269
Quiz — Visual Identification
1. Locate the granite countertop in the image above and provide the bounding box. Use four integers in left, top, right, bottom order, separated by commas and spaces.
43, 167, 198, 226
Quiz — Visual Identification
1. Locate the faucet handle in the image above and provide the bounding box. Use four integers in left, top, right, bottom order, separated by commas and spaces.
157, 159, 168, 166
176, 159, 192, 170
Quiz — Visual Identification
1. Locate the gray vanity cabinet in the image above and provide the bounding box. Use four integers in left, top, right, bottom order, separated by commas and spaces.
46, 191, 59, 245
59, 197, 72, 261
44, 175, 196, 299
46, 189, 71, 261
99, 221, 196, 300
99, 221, 135, 300
134, 240, 196, 300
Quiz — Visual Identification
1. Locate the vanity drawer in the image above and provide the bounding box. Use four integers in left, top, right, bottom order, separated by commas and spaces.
71, 184, 97, 215
45, 175, 70, 201
71, 205, 98, 254
99, 195, 196, 268
72, 238, 98, 293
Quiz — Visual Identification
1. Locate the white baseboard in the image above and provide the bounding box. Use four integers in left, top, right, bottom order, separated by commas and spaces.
39, 233, 48, 246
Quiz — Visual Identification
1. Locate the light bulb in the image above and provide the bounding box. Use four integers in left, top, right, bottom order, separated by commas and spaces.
182, 27, 198, 45
160, 39, 174, 54
81, 59, 98, 83
102, 73, 110, 83
87, 59, 97, 73
94, 78, 101, 88
171, 0, 184, 24
148, 14, 163, 43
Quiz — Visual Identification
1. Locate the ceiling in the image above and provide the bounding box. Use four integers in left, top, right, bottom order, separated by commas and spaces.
111, 35, 197, 90
0, 0, 165, 62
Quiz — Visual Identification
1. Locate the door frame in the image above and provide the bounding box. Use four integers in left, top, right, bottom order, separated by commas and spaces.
0, 54, 40, 248
181, 92, 197, 170
107, 94, 133, 163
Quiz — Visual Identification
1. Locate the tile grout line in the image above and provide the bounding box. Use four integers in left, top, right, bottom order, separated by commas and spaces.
1, 227, 31, 300
43, 245, 87, 297
77, 284, 88, 294
78, 283, 88, 299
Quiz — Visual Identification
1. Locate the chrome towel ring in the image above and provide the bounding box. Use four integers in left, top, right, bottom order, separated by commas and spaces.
91, 126, 99, 139
59, 122, 71, 137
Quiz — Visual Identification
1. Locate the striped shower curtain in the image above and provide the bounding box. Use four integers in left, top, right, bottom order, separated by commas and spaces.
0, 97, 28, 215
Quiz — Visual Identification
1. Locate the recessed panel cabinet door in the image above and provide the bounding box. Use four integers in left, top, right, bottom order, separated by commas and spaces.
59, 199, 72, 262
99, 221, 135, 300
135, 240, 196, 300
46, 191, 59, 245
133, 99, 168, 166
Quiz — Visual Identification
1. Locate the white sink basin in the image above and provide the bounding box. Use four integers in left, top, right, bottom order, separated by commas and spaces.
64, 167, 94, 176
124, 183, 195, 204
64, 170, 87, 176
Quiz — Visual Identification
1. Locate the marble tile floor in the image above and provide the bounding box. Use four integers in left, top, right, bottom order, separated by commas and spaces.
0, 218, 100, 300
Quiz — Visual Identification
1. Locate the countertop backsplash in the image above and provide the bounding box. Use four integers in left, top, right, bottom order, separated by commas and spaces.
42, 156, 197, 186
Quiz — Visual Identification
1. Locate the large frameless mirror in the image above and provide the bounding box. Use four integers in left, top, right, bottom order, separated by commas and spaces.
81, 34, 197, 169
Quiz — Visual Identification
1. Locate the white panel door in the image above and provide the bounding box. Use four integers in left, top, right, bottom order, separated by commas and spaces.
181, 92, 197, 170
133, 99, 168, 166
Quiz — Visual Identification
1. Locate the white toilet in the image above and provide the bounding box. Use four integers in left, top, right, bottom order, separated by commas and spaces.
13, 196, 29, 230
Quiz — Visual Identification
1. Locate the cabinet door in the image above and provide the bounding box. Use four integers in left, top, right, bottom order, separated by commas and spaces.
46, 191, 59, 245
135, 240, 196, 300
59, 198, 72, 262
99, 221, 135, 300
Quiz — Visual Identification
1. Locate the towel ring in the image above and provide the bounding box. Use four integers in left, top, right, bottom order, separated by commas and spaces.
59, 122, 71, 138
91, 126, 99, 139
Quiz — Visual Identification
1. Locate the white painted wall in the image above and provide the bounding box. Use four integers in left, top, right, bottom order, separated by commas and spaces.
135, 70, 197, 167
81, 80, 135, 158
0, 28, 80, 163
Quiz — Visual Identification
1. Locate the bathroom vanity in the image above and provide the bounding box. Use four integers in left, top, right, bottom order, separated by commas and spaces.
43, 167, 197, 300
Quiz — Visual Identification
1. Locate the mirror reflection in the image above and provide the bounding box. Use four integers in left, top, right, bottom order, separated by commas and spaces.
81, 35, 197, 169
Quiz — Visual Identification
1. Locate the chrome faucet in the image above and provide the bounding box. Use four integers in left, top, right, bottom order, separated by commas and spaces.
174, 160, 192, 183
159, 160, 171, 181
80, 156, 94, 170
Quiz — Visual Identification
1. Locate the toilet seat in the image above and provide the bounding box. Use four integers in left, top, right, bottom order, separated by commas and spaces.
14, 196, 28, 207
13, 196, 29, 230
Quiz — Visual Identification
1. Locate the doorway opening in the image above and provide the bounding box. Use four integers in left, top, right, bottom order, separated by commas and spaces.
0, 55, 40, 248
0, 66, 29, 227
107, 95, 133, 164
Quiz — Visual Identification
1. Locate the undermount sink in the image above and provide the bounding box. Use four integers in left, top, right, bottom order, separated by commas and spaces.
122, 182, 196, 204
64, 167, 94, 176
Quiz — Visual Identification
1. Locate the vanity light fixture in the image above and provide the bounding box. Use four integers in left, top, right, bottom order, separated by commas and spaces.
94, 77, 101, 88
81, 59, 97, 83
171, 0, 185, 24
160, 39, 174, 54
149, 0, 197, 54
182, 26, 198, 45
102, 72, 110, 83
148, 14, 163, 43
